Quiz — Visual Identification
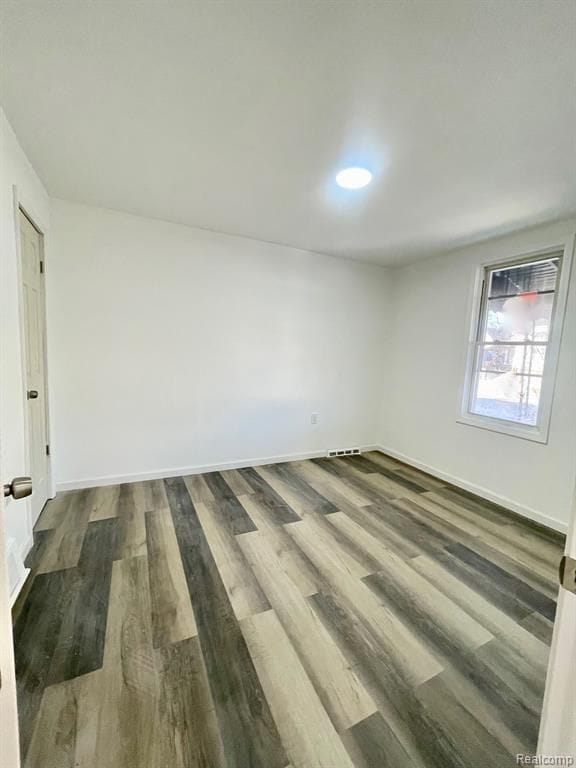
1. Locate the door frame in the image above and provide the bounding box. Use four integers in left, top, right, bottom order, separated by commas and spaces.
537, 477, 576, 756
12, 185, 54, 537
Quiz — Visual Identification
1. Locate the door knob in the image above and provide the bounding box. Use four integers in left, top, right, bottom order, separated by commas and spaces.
3, 477, 33, 499
27, 390, 39, 399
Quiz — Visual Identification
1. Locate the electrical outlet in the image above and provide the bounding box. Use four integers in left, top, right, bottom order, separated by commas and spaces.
311, 412, 319, 425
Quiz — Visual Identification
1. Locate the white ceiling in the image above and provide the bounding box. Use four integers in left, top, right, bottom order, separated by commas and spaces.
1, 1, 575, 265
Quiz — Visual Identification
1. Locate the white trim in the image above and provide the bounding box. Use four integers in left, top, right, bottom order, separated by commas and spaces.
458, 236, 575, 444
13, 186, 54, 519
9, 568, 31, 608
375, 444, 568, 534
19, 533, 34, 561
537, 475, 576, 755
55, 445, 382, 492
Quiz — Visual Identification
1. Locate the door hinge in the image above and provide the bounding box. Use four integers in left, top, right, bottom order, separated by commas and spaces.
559, 555, 576, 594
46, 444, 50, 457
40, 260, 44, 274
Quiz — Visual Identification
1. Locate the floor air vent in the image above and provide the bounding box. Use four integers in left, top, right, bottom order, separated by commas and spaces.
327, 447, 361, 458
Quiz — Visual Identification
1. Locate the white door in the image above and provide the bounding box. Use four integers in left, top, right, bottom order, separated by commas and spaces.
19, 211, 49, 523
538, 485, 576, 758
0, 454, 22, 765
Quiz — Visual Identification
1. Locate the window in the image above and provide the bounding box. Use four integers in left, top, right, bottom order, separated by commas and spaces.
460, 245, 572, 442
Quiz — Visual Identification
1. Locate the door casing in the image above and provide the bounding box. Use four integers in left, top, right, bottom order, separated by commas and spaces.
14, 189, 53, 534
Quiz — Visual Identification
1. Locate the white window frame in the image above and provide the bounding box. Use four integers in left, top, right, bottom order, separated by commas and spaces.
458, 237, 574, 444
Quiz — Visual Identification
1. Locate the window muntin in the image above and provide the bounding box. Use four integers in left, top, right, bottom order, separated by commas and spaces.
468, 254, 562, 428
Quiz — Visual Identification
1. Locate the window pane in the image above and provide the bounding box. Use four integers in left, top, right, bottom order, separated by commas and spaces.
483, 292, 554, 343
470, 371, 542, 425
477, 343, 547, 377
466, 251, 564, 432
488, 257, 560, 298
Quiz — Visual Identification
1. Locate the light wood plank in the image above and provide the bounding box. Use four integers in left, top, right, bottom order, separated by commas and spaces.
87, 484, 120, 522
34, 491, 76, 531
332, 513, 492, 641
114, 483, 147, 560
254, 465, 322, 517
132, 478, 170, 511
241, 609, 356, 768
286, 516, 372, 581
239, 531, 376, 730
182, 474, 215, 504
219, 468, 256, 496
24, 671, 100, 768
239, 493, 319, 597
145, 508, 198, 647
96, 555, 158, 768
35, 491, 92, 574
195, 500, 269, 620
286, 518, 443, 687
423, 491, 560, 567
411, 555, 550, 675
364, 452, 445, 489
292, 461, 372, 507
330, 513, 494, 651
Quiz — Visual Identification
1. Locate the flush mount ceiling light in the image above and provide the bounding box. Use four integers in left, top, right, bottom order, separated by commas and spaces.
335, 167, 373, 189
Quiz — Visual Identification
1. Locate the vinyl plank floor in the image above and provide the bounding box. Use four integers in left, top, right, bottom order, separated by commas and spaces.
14, 452, 564, 767
153, 636, 227, 767
241, 609, 356, 768
113, 482, 148, 560
145, 508, 198, 647
34, 489, 92, 574
165, 476, 287, 768
238, 530, 376, 730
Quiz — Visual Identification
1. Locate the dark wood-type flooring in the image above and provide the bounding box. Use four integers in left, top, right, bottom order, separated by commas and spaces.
12, 451, 564, 767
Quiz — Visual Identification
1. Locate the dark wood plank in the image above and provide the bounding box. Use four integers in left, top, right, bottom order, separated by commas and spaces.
154, 636, 226, 767
264, 462, 339, 514
311, 458, 398, 506
433, 485, 566, 545
346, 455, 428, 493
238, 467, 300, 524
209, 495, 258, 536
47, 518, 118, 685
202, 471, 237, 500
12, 531, 55, 624
445, 542, 557, 622
368, 500, 452, 555
432, 549, 533, 623
16, 455, 561, 768
520, 612, 555, 645
363, 570, 540, 751
13, 568, 71, 758
164, 476, 287, 768
340, 504, 422, 560
342, 711, 416, 768
415, 672, 521, 766
310, 590, 468, 768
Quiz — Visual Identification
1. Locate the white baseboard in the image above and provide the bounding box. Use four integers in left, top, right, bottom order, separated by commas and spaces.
7, 533, 33, 605
19, 533, 34, 561
9, 567, 31, 608
56, 445, 381, 492
375, 444, 568, 534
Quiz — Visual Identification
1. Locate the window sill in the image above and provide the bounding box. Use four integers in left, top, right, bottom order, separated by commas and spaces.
456, 413, 549, 444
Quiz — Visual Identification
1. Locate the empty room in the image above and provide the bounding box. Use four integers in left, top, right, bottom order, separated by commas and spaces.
1, 1, 575, 767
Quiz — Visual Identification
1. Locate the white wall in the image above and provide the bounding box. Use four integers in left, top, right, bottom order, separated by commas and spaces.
49, 199, 391, 488
381, 218, 576, 531
0, 108, 51, 590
